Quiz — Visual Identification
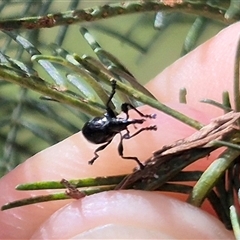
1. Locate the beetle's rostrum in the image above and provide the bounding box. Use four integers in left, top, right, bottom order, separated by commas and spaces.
82, 80, 157, 169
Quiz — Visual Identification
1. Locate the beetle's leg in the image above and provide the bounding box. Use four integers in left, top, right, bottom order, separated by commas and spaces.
118, 132, 145, 170
117, 125, 157, 169
123, 125, 157, 139
105, 80, 117, 118
106, 80, 117, 109
89, 140, 112, 165
121, 103, 156, 120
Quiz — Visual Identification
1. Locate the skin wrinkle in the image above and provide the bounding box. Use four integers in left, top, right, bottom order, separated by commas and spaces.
73, 224, 176, 239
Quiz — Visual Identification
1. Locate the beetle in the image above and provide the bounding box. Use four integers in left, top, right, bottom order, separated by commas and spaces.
82, 80, 157, 169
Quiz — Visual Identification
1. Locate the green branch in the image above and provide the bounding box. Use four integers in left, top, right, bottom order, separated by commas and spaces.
0, 65, 102, 116
0, 1, 237, 30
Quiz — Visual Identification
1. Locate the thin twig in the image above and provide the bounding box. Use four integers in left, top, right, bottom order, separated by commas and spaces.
0, 1, 237, 30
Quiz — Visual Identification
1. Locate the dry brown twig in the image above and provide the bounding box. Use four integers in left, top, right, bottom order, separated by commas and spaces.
116, 111, 240, 190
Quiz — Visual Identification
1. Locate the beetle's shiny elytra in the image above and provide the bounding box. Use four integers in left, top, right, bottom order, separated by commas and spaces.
82, 80, 157, 169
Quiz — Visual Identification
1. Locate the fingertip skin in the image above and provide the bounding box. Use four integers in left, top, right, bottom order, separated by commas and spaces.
30, 191, 234, 239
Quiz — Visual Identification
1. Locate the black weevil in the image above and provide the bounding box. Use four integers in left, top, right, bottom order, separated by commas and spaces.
82, 80, 157, 169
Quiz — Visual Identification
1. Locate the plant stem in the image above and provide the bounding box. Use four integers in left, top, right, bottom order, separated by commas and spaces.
0, 1, 237, 30
0, 65, 102, 116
